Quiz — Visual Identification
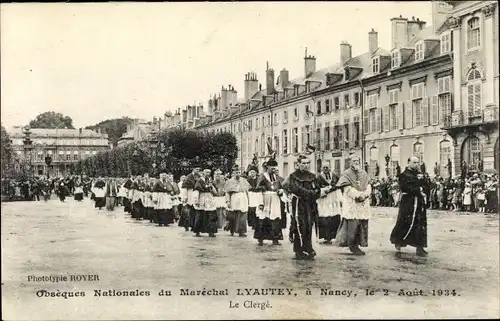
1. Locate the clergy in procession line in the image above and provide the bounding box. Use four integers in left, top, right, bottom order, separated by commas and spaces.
390, 156, 428, 257
275, 168, 288, 230
335, 155, 372, 256
168, 173, 181, 221
224, 165, 251, 237
123, 176, 134, 214
153, 173, 175, 226
192, 167, 218, 237
92, 177, 106, 210
316, 165, 342, 244
143, 178, 154, 222
254, 158, 285, 246
131, 176, 145, 219
177, 175, 190, 231
105, 177, 118, 211
116, 178, 127, 207
74, 178, 84, 202
58, 182, 70, 202
82, 175, 92, 197
287, 154, 322, 260
182, 164, 202, 231
246, 162, 261, 229
212, 169, 227, 230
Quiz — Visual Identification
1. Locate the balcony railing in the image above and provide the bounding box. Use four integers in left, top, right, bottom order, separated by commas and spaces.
442, 107, 499, 129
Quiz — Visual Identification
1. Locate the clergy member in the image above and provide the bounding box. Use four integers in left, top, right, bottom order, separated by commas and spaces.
153, 173, 175, 226
224, 165, 251, 237
390, 156, 428, 257
182, 165, 202, 231
192, 167, 218, 237
212, 169, 228, 230
335, 155, 372, 256
316, 165, 342, 244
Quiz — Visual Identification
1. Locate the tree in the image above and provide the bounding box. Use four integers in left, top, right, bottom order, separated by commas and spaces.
85, 117, 134, 147
1, 124, 13, 175
29, 111, 74, 129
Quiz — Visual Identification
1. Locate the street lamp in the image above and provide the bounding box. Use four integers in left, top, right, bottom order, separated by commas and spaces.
385, 154, 390, 177
45, 155, 52, 179
22, 126, 33, 178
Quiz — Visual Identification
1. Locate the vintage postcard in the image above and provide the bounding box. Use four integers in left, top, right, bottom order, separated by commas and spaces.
1, 1, 499, 320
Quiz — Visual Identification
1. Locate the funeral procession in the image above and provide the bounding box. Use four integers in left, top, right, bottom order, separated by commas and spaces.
1, 1, 498, 320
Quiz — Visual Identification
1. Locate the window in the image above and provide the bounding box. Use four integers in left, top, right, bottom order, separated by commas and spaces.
267, 115, 271, 126
274, 113, 279, 125
415, 41, 424, 61
344, 94, 350, 107
389, 89, 399, 130
334, 159, 341, 175
325, 99, 331, 113
467, 69, 482, 117
73, 151, 79, 160
248, 120, 252, 130
316, 101, 322, 115
372, 56, 380, 73
316, 126, 321, 149
292, 128, 298, 153
353, 116, 360, 147
261, 133, 266, 155
441, 32, 451, 54
467, 17, 480, 50
369, 109, 377, 133
413, 142, 424, 163
255, 138, 259, 155
439, 140, 452, 177
293, 108, 298, 119
437, 76, 452, 125
256, 117, 260, 130
282, 129, 288, 154
354, 92, 360, 106
391, 50, 400, 68
334, 97, 340, 110
66, 152, 71, 161
463, 136, 482, 170
324, 122, 330, 150
343, 121, 349, 148
390, 145, 400, 177
369, 146, 379, 177
305, 125, 311, 146
411, 83, 425, 127
367, 93, 378, 109
333, 120, 340, 149
283, 162, 289, 177
283, 111, 288, 123
274, 136, 279, 154
305, 105, 311, 117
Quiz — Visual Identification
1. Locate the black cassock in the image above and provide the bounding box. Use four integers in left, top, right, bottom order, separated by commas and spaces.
390, 168, 427, 248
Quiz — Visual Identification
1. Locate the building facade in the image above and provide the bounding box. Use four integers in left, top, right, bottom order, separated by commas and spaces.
8, 127, 110, 177
437, 1, 499, 174
161, 1, 498, 177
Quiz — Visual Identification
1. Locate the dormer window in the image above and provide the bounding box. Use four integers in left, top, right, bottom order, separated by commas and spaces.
415, 41, 424, 61
391, 50, 400, 69
441, 32, 451, 54
344, 68, 350, 81
372, 56, 380, 74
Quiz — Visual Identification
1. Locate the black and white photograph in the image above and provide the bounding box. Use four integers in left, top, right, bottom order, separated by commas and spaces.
1, 1, 499, 319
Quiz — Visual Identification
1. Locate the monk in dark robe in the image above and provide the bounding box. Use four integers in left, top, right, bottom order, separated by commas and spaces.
390, 156, 428, 257
182, 166, 202, 231
287, 155, 321, 260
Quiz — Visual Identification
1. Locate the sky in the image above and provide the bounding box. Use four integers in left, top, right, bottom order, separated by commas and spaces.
1, 2, 432, 129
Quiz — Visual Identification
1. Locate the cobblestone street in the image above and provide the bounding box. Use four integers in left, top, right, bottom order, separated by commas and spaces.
2, 198, 499, 319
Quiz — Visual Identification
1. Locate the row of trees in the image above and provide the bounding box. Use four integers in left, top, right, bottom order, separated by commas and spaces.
74, 128, 238, 179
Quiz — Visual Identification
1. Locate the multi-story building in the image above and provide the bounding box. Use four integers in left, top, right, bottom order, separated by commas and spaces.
163, 2, 498, 177
437, 0, 499, 174
8, 127, 110, 177
117, 118, 162, 147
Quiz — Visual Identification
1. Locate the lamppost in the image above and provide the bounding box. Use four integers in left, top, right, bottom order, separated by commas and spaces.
385, 154, 390, 177
45, 155, 52, 179
22, 126, 33, 178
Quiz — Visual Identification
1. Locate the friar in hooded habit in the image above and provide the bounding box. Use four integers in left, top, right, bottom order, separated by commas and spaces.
122, 176, 134, 213
182, 164, 202, 231
92, 177, 106, 210
192, 167, 218, 237
254, 158, 285, 246
390, 156, 428, 257
212, 169, 228, 230
316, 165, 342, 244
287, 154, 322, 260
152, 173, 175, 226
335, 155, 373, 256
224, 165, 251, 237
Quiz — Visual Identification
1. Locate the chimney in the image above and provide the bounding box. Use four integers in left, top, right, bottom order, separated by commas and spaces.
266, 62, 275, 95
340, 41, 352, 65
432, 1, 453, 34
304, 48, 316, 77
279, 69, 289, 88
220, 86, 228, 110
244, 72, 259, 101
369, 29, 378, 56
407, 16, 427, 40
197, 104, 204, 117
390, 15, 408, 49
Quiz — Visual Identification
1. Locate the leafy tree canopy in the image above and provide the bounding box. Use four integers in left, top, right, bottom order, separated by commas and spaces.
1, 123, 13, 174
85, 117, 135, 147
28, 111, 74, 129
